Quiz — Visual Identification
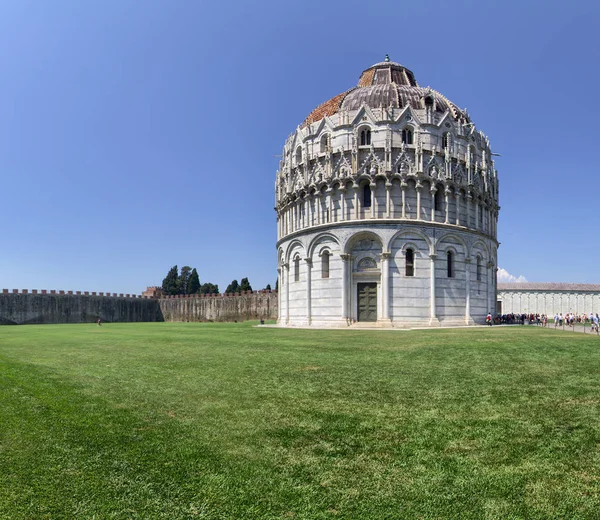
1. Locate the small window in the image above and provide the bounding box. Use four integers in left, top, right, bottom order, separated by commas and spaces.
294, 256, 300, 282
405, 249, 414, 277
295, 147, 302, 164
442, 132, 450, 149
321, 251, 330, 279
476, 255, 482, 282
320, 134, 328, 153
402, 128, 413, 145
360, 128, 371, 146
363, 184, 372, 208
434, 188, 443, 211
425, 96, 434, 107
447, 251, 454, 278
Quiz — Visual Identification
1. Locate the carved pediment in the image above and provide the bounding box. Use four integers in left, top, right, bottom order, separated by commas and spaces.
359, 150, 384, 176
334, 152, 353, 178
357, 257, 377, 270
393, 149, 414, 174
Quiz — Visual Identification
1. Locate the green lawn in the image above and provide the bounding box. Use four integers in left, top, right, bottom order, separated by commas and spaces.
1, 323, 600, 519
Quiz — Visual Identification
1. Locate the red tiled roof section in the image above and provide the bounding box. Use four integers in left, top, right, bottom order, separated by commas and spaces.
358, 68, 375, 87
498, 283, 600, 292
302, 91, 349, 128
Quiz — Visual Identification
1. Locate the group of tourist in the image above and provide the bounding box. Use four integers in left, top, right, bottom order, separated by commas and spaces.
550, 312, 599, 331
490, 312, 600, 331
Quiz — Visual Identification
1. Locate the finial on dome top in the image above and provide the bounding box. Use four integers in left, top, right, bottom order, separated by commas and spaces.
384, 54, 390, 62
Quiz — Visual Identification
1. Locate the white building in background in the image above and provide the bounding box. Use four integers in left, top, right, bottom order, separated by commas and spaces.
275, 57, 499, 327
497, 283, 600, 316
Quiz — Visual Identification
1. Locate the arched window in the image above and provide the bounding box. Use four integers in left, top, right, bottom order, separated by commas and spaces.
405, 248, 414, 277
321, 251, 330, 279
476, 255, 482, 282
320, 134, 328, 153
294, 256, 300, 282
360, 128, 371, 146
442, 132, 450, 149
363, 184, 372, 208
402, 127, 413, 145
425, 96, 434, 107
295, 147, 302, 164
447, 251, 454, 278
434, 186, 443, 212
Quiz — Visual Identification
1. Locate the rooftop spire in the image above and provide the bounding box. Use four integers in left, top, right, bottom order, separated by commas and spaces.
384, 54, 390, 62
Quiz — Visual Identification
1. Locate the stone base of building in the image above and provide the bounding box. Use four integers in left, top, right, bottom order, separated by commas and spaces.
277, 315, 486, 329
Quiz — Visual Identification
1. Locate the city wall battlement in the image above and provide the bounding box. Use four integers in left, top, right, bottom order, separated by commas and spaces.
2, 289, 143, 298
0, 290, 278, 325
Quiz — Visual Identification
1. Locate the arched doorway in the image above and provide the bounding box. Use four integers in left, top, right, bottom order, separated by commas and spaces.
349, 236, 382, 322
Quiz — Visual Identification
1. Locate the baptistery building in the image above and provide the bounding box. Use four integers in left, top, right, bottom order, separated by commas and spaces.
275, 57, 499, 327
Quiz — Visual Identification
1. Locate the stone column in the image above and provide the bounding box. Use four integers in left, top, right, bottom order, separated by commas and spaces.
416, 182, 422, 220
401, 181, 407, 218
305, 258, 312, 325
284, 263, 290, 324
340, 187, 346, 221
444, 189, 450, 224
475, 201, 480, 230
381, 252, 391, 322
327, 188, 333, 223
455, 191, 461, 226
341, 254, 351, 323
293, 203, 297, 232
466, 193, 472, 228
430, 187, 436, 222
429, 253, 437, 324
277, 267, 282, 323
353, 185, 359, 220
486, 261, 491, 315
385, 182, 392, 218
317, 193, 322, 225
465, 257, 471, 324
283, 210, 287, 235
370, 183, 376, 219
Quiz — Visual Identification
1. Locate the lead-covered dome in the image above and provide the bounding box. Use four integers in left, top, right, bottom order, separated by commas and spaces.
303, 55, 470, 127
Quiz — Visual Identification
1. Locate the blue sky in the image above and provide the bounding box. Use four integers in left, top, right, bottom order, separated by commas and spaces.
1, 0, 598, 294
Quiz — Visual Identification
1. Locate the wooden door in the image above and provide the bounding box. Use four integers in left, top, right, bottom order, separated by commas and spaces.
357, 283, 377, 322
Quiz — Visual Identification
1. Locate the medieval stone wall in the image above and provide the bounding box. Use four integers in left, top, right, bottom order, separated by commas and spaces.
0, 290, 278, 325
158, 292, 278, 322
0, 291, 160, 325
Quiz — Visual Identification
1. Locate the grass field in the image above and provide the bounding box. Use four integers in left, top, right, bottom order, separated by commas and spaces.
1, 323, 600, 519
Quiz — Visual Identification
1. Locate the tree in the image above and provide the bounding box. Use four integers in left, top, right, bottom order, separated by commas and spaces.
200, 283, 219, 295
239, 277, 252, 292
225, 279, 240, 294
178, 266, 193, 295
162, 265, 179, 295
265, 284, 271, 291
188, 268, 200, 295
275, 278, 278, 292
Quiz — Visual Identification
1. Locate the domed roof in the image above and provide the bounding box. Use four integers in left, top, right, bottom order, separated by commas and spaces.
303, 55, 470, 127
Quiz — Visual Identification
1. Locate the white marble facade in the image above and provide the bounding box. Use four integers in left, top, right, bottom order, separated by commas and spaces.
497, 284, 600, 316
276, 57, 499, 327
